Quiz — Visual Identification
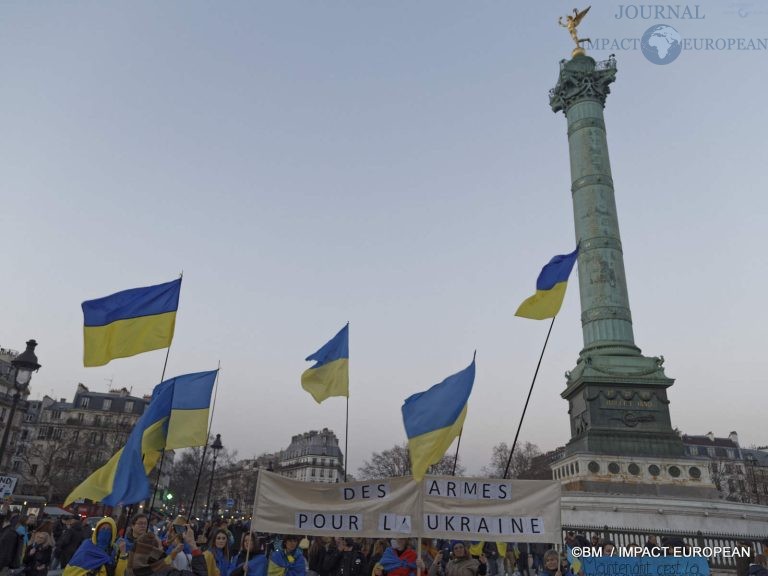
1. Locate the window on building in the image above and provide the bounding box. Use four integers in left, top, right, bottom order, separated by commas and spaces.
125, 401, 134, 413
67, 450, 75, 462
90, 432, 98, 445
711, 462, 719, 473
31, 464, 38, 475
12, 460, 20, 471
51, 410, 61, 420
320, 469, 325, 477
20, 430, 28, 441
698, 446, 707, 456
73, 430, 80, 441
37, 427, 49, 440
725, 464, 734, 474
103, 399, 112, 410
80, 397, 90, 408
94, 416, 101, 426
727, 449, 735, 459
728, 479, 736, 492
53, 428, 63, 440
715, 447, 727, 458
738, 480, 746, 492
0, 408, 5, 422
311, 469, 316, 476
77, 413, 84, 423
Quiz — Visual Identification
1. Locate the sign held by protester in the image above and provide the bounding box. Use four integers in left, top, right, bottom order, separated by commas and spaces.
0, 476, 18, 498
251, 470, 560, 541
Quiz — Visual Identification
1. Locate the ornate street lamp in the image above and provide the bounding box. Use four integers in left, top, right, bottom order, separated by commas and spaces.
0, 340, 41, 470
204, 433, 223, 520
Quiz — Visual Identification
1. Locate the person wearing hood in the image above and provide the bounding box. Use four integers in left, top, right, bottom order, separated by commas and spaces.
130, 528, 208, 576
268, 535, 306, 576
748, 554, 768, 576
229, 533, 268, 576
424, 541, 487, 576
63, 517, 118, 576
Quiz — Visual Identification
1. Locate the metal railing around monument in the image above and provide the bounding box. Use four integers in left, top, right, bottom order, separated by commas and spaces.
563, 524, 766, 571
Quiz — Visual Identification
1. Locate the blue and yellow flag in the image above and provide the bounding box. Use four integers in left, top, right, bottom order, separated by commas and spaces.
82, 278, 182, 367
301, 324, 349, 404
165, 370, 218, 449
402, 354, 475, 481
515, 247, 578, 320
63, 370, 217, 506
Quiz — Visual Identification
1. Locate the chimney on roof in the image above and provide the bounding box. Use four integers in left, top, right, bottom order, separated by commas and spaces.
60, 398, 66, 403
706, 431, 715, 442
729, 431, 739, 446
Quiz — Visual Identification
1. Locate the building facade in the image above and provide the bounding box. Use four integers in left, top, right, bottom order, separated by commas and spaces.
682, 431, 768, 504
275, 428, 344, 483
0, 346, 32, 472
15, 384, 148, 502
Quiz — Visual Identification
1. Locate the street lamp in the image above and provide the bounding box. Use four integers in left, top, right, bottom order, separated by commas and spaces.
0, 340, 41, 470
204, 433, 223, 520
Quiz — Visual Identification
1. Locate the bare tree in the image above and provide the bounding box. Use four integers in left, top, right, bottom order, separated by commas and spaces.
357, 443, 464, 480
482, 441, 542, 478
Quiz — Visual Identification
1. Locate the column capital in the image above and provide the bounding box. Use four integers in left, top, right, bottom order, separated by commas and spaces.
550, 54, 617, 115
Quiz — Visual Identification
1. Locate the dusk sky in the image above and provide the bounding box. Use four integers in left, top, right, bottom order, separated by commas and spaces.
2, 1, 766, 475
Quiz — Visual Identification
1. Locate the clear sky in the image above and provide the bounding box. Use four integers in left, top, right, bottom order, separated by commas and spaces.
2, 1, 767, 475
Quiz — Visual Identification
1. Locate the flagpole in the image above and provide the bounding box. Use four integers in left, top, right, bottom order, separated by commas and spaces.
452, 428, 463, 476
148, 344, 174, 514
344, 395, 349, 482
503, 316, 556, 479
187, 363, 221, 521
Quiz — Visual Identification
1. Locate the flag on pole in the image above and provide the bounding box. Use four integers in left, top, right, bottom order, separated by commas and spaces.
82, 278, 182, 367
165, 370, 218, 449
63, 369, 217, 506
515, 247, 578, 320
301, 324, 349, 404
402, 353, 475, 481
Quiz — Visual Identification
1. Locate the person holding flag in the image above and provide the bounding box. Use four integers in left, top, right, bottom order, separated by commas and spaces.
423, 542, 487, 576
380, 539, 417, 576
62, 518, 118, 576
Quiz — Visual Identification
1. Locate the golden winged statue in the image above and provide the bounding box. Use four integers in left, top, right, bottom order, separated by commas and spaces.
559, 6, 591, 49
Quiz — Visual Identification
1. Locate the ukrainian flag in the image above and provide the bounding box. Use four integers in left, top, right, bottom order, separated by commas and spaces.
402, 354, 475, 481
165, 370, 218, 449
82, 278, 181, 367
301, 324, 349, 404
515, 247, 579, 320
63, 370, 217, 506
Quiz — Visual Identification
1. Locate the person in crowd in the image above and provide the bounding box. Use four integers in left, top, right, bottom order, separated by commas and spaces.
22, 530, 55, 576
62, 517, 118, 576
366, 540, 387, 572
558, 553, 575, 576
736, 541, 755, 576
56, 515, 87, 569
748, 554, 768, 576
370, 565, 383, 576
381, 539, 416, 576
130, 527, 208, 576
539, 550, 561, 576
0, 515, 25, 576
306, 537, 328, 576
205, 530, 232, 576
229, 533, 268, 576
424, 541, 486, 576
601, 541, 615, 556
323, 538, 367, 576
481, 543, 498, 576
643, 535, 660, 554
268, 535, 306, 576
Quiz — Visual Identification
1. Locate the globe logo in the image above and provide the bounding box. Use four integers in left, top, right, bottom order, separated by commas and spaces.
641, 25, 683, 65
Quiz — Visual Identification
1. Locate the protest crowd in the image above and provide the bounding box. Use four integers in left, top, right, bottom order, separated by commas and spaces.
2, 512, 768, 576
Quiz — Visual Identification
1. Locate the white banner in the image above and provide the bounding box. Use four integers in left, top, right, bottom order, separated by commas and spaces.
252, 471, 419, 538
251, 471, 560, 542
422, 476, 561, 542
0, 475, 18, 498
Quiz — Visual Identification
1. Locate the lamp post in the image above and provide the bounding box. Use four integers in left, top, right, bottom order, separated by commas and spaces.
0, 340, 41, 471
204, 433, 223, 520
